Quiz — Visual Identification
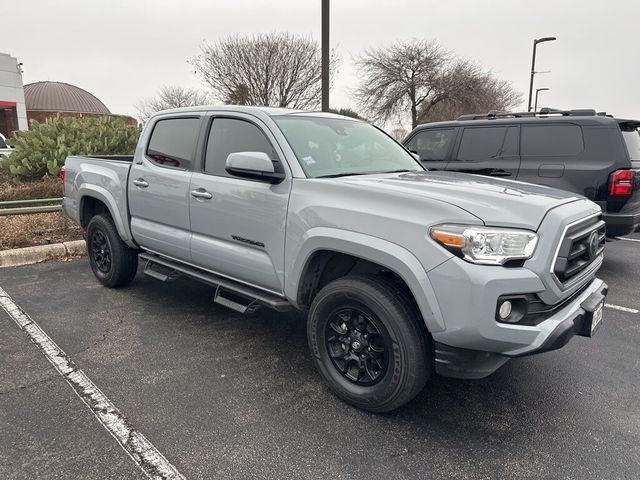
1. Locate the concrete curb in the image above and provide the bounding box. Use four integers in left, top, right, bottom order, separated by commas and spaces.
0, 239, 86, 268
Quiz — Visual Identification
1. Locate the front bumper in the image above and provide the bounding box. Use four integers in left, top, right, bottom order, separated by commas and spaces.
432, 278, 607, 379
427, 253, 607, 377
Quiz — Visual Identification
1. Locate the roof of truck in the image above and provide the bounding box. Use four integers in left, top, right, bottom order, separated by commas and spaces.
152, 105, 361, 121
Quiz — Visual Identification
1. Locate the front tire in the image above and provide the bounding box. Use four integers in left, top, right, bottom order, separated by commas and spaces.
307, 275, 432, 413
86, 214, 138, 288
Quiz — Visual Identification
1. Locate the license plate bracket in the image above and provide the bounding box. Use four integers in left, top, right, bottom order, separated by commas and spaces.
579, 291, 605, 338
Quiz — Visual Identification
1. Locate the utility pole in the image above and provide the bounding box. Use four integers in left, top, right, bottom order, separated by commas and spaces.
321, 0, 330, 112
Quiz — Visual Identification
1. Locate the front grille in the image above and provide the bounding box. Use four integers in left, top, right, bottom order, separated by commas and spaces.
553, 215, 605, 284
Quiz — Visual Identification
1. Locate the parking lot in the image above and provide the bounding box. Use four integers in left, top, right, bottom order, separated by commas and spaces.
1, 234, 639, 480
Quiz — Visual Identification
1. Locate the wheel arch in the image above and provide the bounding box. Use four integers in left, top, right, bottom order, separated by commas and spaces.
285, 227, 445, 332
78, 185, 135, 247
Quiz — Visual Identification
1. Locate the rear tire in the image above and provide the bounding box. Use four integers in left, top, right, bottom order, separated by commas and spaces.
307, 275, 432, 413
86, 214, 138, 288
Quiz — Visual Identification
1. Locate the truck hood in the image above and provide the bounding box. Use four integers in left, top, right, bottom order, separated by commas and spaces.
332, 171, 583, 229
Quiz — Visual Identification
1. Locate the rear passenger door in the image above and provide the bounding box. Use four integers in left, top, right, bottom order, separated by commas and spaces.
129, 115, 202, 262
446, 126, 520, 178
516, 124, 586, 193
403, 128, 457, 170
188, 114, 291, 293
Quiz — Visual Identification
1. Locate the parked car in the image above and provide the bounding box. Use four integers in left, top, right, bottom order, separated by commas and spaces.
63, 106, 607, 412
403, 108, 640, 237
0, 133, 12, 157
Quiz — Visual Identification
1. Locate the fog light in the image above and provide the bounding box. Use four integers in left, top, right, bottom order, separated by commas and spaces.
498, 300, 513, 320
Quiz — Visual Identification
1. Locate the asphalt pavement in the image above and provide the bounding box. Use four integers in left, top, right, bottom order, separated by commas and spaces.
1, 234, 639, 480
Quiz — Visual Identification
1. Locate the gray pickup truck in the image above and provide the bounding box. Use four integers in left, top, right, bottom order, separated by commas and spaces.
63, 106, 608, 412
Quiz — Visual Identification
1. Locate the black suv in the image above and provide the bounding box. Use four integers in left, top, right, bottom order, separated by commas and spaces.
403, 108, 640, 236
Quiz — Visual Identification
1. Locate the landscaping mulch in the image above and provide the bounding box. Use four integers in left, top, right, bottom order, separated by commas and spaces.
0, 170, 62, 202
0, 170, 80, 250
0, 211, 84, 250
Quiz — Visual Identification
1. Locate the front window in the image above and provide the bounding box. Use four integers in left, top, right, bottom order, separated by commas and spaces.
273, 116, 423, 178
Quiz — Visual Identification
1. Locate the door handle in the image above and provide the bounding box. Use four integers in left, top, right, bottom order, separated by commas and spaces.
191, 188, 213, 200
133, 178, 149, 188
489, 170, 512, 177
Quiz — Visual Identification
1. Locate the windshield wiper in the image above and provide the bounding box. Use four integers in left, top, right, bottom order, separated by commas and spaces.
315, 172, 372, 178
315, 169, 419, 179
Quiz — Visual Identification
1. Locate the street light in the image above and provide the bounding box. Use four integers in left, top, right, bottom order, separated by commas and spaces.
321, 0, 330, 112
527, 36, 556, 112
534, 87, 550, 112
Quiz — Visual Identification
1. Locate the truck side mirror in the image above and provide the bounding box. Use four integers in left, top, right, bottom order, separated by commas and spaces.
225, 152, 285, 184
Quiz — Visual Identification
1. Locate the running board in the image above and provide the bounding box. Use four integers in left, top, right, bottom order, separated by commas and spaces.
214, 287, 261, 314
139, 252, 292, 312
143, 262, 179, 282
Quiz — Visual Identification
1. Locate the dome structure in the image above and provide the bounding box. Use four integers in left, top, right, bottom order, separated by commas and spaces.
24, 81, 110, 114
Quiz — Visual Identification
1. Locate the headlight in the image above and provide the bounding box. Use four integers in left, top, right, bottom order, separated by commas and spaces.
429, 224, 538, 265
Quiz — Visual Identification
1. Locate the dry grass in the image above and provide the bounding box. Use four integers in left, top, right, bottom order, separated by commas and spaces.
0, 211, 84, 250
0, 170, 62, 202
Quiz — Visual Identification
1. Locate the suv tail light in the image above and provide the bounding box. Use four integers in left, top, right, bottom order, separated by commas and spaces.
59, 166, 66, 194
609, 169, 635, 196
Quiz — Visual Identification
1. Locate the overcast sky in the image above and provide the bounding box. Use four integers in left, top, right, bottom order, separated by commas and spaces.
4, 0, 639, 128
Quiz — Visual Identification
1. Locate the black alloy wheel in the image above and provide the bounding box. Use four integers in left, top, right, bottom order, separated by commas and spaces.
90, 230, 112, 273
325, 307, 389, 385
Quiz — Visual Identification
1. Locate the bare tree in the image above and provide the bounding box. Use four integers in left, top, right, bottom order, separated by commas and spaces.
191, 33, 339, 109
354, 39, 521, 129
354, 39, 452, 129
417, 60, 522, 123
390, 127, 409, 141
136, 85, 209, 123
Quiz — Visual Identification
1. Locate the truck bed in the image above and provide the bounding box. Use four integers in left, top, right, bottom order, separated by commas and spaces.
63, 154, 134, 244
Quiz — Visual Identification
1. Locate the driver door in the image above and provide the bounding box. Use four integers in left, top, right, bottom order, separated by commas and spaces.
188, 114, 291, 293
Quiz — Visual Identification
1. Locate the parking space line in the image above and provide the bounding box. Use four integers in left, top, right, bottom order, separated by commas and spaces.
604, 303, 639, 314
0, 286, 186, 480
615, 236, 640, 243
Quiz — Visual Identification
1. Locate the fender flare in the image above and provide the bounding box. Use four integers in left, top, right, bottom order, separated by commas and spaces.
285, 227, 445, 332
78, 184, 135, 247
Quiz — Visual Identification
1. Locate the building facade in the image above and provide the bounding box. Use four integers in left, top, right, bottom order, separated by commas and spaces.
0, 52, 28, 137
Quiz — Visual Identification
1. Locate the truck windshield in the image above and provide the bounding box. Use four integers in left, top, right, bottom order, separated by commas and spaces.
273, 116, 423, 178
622, 129, 640, 161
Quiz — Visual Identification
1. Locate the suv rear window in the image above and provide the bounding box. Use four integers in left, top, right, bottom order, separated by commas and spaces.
146, 117, 200, 169
521, 124, 583, 156
622, 129, 640, 161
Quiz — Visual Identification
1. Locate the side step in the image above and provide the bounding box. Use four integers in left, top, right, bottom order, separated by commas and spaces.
139, 252, 292, 312
214, 287, 261, 314
143, 262, 179, 282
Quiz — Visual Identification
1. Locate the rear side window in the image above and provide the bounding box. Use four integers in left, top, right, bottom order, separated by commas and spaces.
0, 135, 7, 149
146, 117, 200, 169
622, 130, 640, 160
205, 118, 278, 176
454, 126, 518, 161
406, 128, 456, 161
521, 124, 584, 156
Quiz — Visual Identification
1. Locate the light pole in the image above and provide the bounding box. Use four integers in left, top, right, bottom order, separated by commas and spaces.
534, 87, 549, 112
527, 37, 556, 112
321, 0, 330, 112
